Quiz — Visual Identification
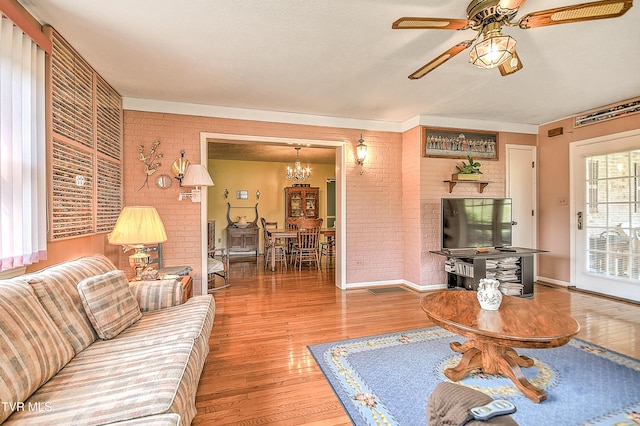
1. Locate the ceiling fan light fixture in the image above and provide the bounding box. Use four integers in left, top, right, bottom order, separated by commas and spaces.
469, 23, 517, 69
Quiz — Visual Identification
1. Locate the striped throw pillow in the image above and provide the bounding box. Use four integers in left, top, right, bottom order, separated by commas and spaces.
77, 270, 142, 340
129, 278, 183, 312
0, 280, 75, 423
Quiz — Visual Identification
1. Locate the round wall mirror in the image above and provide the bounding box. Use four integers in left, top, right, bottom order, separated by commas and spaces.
155, 174, 173, 189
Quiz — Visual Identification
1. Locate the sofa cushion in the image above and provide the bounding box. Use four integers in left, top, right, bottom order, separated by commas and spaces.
129, 278, 183, 312
26, 255, 117, 353
86, 295, 215, 354
7, 338, 209, 426
77, 270, 142, 340
0, 280, 75, 423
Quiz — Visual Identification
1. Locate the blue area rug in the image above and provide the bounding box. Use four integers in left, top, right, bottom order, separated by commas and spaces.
308, 327, 640, 426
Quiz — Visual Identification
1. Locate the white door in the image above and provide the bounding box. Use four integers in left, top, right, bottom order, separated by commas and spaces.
571, 130, 640, 302
506, 144, 537, 249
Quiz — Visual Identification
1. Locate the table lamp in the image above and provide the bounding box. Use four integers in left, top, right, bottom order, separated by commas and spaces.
108, 206, 168, 279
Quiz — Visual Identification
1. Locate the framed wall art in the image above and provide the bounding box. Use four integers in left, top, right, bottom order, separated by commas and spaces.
423, 127, 498, 160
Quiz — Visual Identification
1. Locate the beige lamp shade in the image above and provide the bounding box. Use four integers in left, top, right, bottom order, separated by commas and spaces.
182, 164, 214, 187
108, 206, 168, 245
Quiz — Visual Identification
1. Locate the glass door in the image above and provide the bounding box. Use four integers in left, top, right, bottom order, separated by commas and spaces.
573, 133, 640, 302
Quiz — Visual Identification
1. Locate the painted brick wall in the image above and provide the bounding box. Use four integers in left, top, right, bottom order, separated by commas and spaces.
346, 131, 404, 283
123, 112, 203, 289
402, 127, 422, 285
419, 132, 517, 286
123, 111, 537, 289
123, 111, 404, 289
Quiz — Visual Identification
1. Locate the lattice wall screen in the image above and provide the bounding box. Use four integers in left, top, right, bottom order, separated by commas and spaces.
48, 27, 123, 240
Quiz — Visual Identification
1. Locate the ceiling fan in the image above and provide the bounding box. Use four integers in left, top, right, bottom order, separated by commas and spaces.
393, 0, 633, 78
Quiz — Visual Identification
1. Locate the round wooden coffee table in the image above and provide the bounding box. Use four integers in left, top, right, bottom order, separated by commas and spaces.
421, 290, 580, 403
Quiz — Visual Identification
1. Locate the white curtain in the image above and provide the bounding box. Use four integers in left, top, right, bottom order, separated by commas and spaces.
0, 16, 47, 271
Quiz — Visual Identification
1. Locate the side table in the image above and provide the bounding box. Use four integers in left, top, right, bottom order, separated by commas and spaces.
179, 275, 193, 303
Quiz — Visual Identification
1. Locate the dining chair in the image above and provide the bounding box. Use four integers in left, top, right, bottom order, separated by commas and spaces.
207, 221, 229, 291
319, 233, 335, 267
261, 217, 287, 270
207, 248, 229, 290
292, 218, 323, 270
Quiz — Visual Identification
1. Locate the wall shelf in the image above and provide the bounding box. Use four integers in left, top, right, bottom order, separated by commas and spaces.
443, 180, 493, 193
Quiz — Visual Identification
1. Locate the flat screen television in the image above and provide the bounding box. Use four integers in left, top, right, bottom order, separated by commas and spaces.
441, 198, 513, 250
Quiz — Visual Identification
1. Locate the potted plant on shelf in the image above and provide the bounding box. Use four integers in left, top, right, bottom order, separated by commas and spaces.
453, 156, 482, 181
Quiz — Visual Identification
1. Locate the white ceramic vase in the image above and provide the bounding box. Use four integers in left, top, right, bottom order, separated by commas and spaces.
477, 278, 503, 311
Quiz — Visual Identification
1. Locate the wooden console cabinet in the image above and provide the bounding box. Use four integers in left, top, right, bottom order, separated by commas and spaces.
225, 202, 259, 264
226, 226, 259, 263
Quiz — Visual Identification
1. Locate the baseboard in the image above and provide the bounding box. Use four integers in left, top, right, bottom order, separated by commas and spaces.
566, 286, 640, 306
344, 280, 446, 293
535, 276, 570, 288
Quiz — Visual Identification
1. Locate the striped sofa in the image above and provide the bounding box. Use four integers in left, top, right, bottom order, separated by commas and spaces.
0, 255, 214, 425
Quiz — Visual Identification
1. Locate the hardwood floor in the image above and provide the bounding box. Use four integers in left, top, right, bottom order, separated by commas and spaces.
193, 259, 640, 425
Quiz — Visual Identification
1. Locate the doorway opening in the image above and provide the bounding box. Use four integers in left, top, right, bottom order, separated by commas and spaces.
195, 133, 346, 295
571, 129, 640, 302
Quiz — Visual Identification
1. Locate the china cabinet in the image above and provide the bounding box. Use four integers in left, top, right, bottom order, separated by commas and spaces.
285, 186, 319, 220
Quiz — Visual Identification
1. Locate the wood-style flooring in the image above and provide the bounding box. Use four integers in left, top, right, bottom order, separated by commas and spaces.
193, 259, 640, 425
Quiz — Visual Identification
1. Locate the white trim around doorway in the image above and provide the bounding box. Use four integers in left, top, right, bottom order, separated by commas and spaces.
198, 132, 347, 295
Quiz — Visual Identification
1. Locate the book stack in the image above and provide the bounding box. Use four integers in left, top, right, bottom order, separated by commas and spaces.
493, 257, 522, 295
498, 281, 524, 296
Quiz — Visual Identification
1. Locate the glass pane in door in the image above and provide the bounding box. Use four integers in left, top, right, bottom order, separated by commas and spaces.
585, 150, 640, 280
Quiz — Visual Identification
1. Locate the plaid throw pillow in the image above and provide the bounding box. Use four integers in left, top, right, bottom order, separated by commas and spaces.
77, 270, 142, 339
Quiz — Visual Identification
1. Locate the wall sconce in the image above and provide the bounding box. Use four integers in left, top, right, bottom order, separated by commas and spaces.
356, 134, 368, 174
172, 150, 190, 186
178, 164, 214, 203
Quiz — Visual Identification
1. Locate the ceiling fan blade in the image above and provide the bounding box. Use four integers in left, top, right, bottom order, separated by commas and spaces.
392, 17, 472, 30
408, 41, 473, 79
498, 0, 528, 12
518, 0, 632, 29
498, 51, 524, 76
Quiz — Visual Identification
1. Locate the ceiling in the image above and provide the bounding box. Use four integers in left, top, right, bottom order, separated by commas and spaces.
207, 141, 336, 164
19, 1, 640, 141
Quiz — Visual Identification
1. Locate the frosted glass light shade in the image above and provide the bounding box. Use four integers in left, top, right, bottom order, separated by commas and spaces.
108, 206, 167, 245
469, 35, 516, 69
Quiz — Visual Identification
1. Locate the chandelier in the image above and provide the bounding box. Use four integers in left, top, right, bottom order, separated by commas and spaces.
286, 147, 311, 182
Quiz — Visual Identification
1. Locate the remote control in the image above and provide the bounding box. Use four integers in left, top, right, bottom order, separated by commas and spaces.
469, 400, 516, 421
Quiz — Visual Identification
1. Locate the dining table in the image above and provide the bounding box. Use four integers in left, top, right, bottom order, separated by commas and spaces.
265, 227, 335, 271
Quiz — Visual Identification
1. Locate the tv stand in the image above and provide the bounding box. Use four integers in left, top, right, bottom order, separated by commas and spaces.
430, 247, 548, 297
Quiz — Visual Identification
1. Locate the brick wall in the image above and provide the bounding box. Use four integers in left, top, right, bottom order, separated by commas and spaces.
123, 111, 405, 289
419, 131, 532, 286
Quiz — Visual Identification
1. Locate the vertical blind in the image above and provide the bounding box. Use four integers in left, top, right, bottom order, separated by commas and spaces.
0, 15, 47, 271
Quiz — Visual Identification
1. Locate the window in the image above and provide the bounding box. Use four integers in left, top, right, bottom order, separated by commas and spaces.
0, 15, 47, 271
